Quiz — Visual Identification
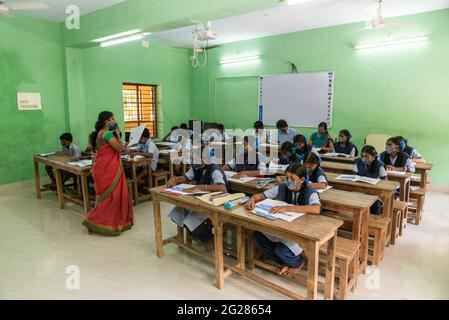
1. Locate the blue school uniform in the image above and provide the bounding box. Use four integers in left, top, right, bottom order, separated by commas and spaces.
379, 151, 415, 173
253, 183, 320, 267
309, 167, 328, 185
227, 151, 266, 172
169, 164, 228, 242
279, 153, 302, 165
334, 141, 358, 157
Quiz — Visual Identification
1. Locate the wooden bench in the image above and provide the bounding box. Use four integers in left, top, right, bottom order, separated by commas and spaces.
368, 216, 390, 266
408, 188, 427, 225
320, 237, 360, 300
393, 200, 408, 237
151, 170, 171, 186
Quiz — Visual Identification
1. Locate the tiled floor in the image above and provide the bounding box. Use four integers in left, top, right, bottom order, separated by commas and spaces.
1, 179, 449, 300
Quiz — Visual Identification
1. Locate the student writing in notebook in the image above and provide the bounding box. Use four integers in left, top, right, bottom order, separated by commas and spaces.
222, 136, 267, 178
167, 146, 228, 251
246, 163, 321, 277
277, 142, 302, 165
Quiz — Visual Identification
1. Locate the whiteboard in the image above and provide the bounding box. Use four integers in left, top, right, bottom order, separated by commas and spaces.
259, 72, 334, 128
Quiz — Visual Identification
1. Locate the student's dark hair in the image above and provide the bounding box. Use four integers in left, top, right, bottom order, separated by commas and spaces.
59, 133, 73, 142
217, 123, 224, 131
276, 119, 288, 129
253, 121, 264, 130
304, 152, 321, 166
180, 123, 188, 129
88, 131, 96, 147
361, 145, 379, 175
293, 134, 307, 145
92, 111, 114, 152
285, 163, 308, 204
318, 122, 328, 133
142, 128, 150, 138
281, 141, 295, 153
387, 136, 401, 146
171, 126, 179, 131
339, 129, 351, 141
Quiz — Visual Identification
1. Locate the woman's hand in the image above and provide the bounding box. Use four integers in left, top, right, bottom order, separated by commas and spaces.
167, 177, 178, 188
233, 172, 245, 179
269, 206, 291, 214
386, 165, 396, 171
275, 176, 286, 186
245, 197, 257, 210
184, 186, 200, 193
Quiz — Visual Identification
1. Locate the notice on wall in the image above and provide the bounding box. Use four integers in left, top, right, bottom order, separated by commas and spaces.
17, 92, 42, 111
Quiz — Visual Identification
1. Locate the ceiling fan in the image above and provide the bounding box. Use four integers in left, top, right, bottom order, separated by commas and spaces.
348, 0, 420, 34
0, 0, 48, 14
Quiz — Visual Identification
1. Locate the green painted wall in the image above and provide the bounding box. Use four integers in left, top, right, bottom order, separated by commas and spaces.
66, 42, 191, 145
0, 15, 67, 185
190, 9, 449, 185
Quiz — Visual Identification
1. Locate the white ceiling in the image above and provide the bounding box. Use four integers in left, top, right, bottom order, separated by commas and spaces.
5, 0, 124, 22
148, 0, 449, 48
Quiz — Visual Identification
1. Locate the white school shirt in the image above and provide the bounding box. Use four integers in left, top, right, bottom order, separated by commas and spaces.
185, 167, 226, 186
277, 128, 297, 144
62, 143, 81, 158
380, 155, 416, 173
137, 139, 159, 171
226, 151, 267, 171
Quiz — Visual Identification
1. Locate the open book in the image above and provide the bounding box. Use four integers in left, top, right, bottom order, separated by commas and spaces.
67, 159, 93, 168
335, 174, 380, 185
325, 152, 351, 158
268, 162, 289, 171
251, 199, 304, 222
196, 192, 246, 206
161, 184, 209, 196
224, 171, 257, 184
316, 185, 333, 194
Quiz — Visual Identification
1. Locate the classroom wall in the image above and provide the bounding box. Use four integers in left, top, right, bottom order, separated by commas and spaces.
65, 42, 192, 147
0, 15, 67, 185
190, 9, 449, 185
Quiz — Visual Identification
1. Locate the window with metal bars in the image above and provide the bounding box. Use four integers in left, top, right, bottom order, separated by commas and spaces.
122, 83, 158, 137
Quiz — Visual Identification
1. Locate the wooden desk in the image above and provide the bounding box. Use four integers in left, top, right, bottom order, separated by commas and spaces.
150, 186, 342, 300
227, 179, 376, 274
412, 162, 433, 188
158, 149, 187, 177
320, 154, 357, 164
122, 157, 152, 204
155, 141, 176, 150
321, 161, 412, 202
33, 155, 91, 213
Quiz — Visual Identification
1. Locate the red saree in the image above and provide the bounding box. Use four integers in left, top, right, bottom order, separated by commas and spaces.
82, 141, 133, 236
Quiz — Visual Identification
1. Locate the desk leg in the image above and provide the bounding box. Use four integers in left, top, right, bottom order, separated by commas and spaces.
399, 181, 406, 202
421, 170, 427, 189
236, 225, 245, 270
153, 196, 164, 257
81, 173, 90, 214
247, 230, 255, 270
132, 165, 139, 205
324, 231, 337, 300
147, 164, 152, 189
306, 241, 319, 300
34, 160, 41, 199
360, 209, 369, 273
405, 180, 410, 203
213, 217, 224, 289
55, 169, 64, 209
169, 160, 174, 178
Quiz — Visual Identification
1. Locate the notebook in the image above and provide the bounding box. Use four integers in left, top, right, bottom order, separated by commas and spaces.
268, 163, 289, 171
161, 184, 209, 196
316, 185, 333, 194
387, 170, 406, 176
196, 192, 247, 206
224, 171, 257, 184
326, 152, 351, 158
335, 174, 380, 185
251, 199, 304, 222
67, 159, 93, 168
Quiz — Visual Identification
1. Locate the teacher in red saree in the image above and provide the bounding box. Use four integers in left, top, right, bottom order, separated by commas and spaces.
82, 111, 134, 235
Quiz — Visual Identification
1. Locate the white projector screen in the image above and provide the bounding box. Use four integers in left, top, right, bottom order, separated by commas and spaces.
259, 71, 334, 128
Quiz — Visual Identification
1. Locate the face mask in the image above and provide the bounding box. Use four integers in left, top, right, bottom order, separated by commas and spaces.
339, 137, 347, 143
286, 180, 299, 191
192, 164, 204, 170
385, 146, 394, 154
61, 144, 69, 149
362, 158, 371, 166
291, 147, 297, 154
108, 122, 118, 131
306, 167, 313, 176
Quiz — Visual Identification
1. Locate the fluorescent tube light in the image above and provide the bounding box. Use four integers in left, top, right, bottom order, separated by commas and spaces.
100, 33, 146, 48
354, 36, 429, 50
286, 0, 313, 6
219, 55, 261, 65
93, 29, 142, 43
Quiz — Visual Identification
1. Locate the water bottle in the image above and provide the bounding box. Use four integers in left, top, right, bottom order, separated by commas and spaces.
225, 197, 250, 209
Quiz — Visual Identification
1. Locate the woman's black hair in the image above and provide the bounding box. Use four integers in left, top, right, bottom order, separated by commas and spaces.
180, 123, 188, 130
142, 128, 150, 139
361, 145, 379, 175
285, 163, 308, 205
59, 133, 73, 142
304, 152, 321, 166
253, 120, 264, 130
280, 141, 295, 153
339, 129, 351, 141
92, 111, 114, 152
387, 136, 401, 147
293, 134, 306, 145
276, 119, 288, 129
318, 122, 328, 134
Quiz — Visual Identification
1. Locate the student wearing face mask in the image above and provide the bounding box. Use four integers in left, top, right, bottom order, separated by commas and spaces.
246, 163, 321, 277
292, 134, 319, 162
309, 122, 330, 149
128, 128, 159, 194
162, 126, 180, 143
334, 129, 358, 157
278, 142, 302, 165
167, 146, 229, 250
302, 152, 328, 190
379, 137, 415, 173
276, 119, 297, 144
223, 136, 267, 178
396, 136, 426, 164
82, 111, 134, 236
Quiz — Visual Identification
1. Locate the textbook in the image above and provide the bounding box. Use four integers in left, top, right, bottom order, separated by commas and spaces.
39, 152, 56, 157
67, 159, 93, 168
224, 171, 257, 184
268, 162, 289, 172
387, 170, 406, 176
316, 185, 333, 194
161, 184, 209, 196
196, 192, 247, 206
325, 152, 351, 158
251, 199, 304, 222
335, 174, 380, 185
